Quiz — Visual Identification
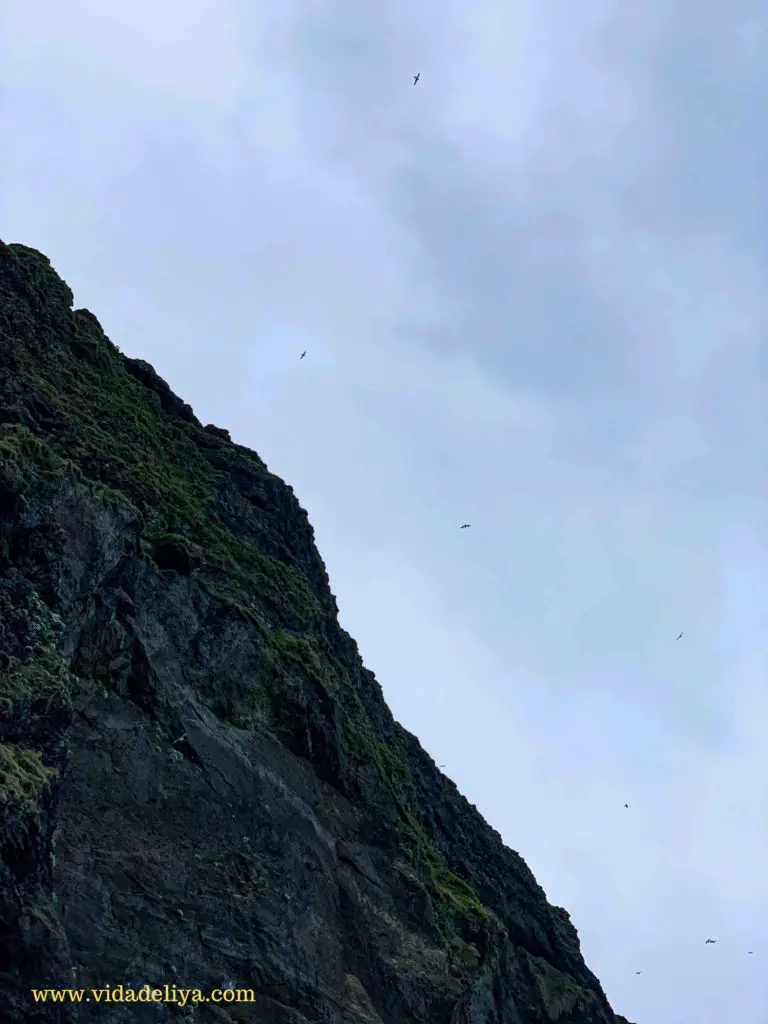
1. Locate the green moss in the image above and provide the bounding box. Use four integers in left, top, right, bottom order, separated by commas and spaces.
0, 424, 64, 486
373, 739, 411, 787
0, 578, 73, 721
0, 742, 56, 814
258, 648, 479, 933
269, 630, 330, 689
434, 868, 492, 927
0, 655, 71, 717
196, 578, 268, 635
5, 299, 318, 627
396, 801, 490, 930
342, 714, 492, 942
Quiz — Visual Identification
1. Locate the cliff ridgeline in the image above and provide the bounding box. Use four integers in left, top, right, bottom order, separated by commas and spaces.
0, 241, 634, 1024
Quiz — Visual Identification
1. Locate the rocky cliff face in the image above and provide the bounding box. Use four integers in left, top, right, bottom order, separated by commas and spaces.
0, 241, 634, 1024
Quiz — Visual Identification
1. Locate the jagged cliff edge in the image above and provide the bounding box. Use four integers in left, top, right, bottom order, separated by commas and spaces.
0, 241, 635, 1024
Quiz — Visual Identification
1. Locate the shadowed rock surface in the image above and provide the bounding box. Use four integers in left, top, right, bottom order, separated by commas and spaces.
0, 241, 636, 1024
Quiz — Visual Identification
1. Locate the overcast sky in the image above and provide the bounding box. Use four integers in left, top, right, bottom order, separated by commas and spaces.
2, 2, 768, 1021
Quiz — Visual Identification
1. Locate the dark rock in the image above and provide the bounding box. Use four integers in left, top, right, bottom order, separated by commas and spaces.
0, 240, 636, 1023
123, 357, 198, 425
203, 425, 231, 442
146, 535, 202, 575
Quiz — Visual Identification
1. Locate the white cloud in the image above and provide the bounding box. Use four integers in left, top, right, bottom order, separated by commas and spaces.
2, 0, 244, 103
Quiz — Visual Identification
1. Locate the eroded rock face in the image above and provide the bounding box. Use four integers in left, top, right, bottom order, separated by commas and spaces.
0, 241, 635, 1023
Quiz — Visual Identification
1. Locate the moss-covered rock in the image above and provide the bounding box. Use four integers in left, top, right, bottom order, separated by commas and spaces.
0, 743, 56, 814
0, 240, 633, 1024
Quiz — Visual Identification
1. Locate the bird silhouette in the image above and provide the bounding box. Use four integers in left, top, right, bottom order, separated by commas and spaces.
624, 803, 629, 808
705, 939, 717, 945
413, 72, 420, 85
634, 971, 642, 975
676, 632, 683, 640
300, 351, 306, 359
460, 523, 471, 529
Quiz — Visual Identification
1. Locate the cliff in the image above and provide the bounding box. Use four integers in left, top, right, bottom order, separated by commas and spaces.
0, 241, 635, 1024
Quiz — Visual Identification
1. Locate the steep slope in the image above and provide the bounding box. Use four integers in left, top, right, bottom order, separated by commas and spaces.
0, 241, 634, 1024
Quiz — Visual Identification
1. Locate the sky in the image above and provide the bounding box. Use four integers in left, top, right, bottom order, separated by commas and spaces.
1, 1, 767, 1021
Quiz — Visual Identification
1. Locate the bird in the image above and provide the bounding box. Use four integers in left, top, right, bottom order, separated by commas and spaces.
460, 523, 471, 529
676, 632, 683, 640
705, 939, 717, 945
748, 951, 754, 955
300, 350, 306, 359
634, 971, 642, 976
413, 73, 420, 85
624, 803, 629, 808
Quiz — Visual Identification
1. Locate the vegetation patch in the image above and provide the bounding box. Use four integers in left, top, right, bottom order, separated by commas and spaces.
0, 424, 65, 488
339, 706, 493, 948
0, 571, 73, 730
268, 630, 330, 690
0, 742, 56, 814
3, 255, 321, 630
0, 653, 72, 721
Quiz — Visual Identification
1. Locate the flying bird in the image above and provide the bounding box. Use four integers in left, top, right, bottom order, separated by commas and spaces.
624, 803, 629, 808
634, 971, 642, 976
413, 73, 420, 85
676, 632, 683, 640
705, 939, 717, 945
300, 351, 306, 359
460, 523, 471, 529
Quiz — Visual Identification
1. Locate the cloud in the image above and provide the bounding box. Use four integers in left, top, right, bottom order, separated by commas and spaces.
2, 0, 244, 103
